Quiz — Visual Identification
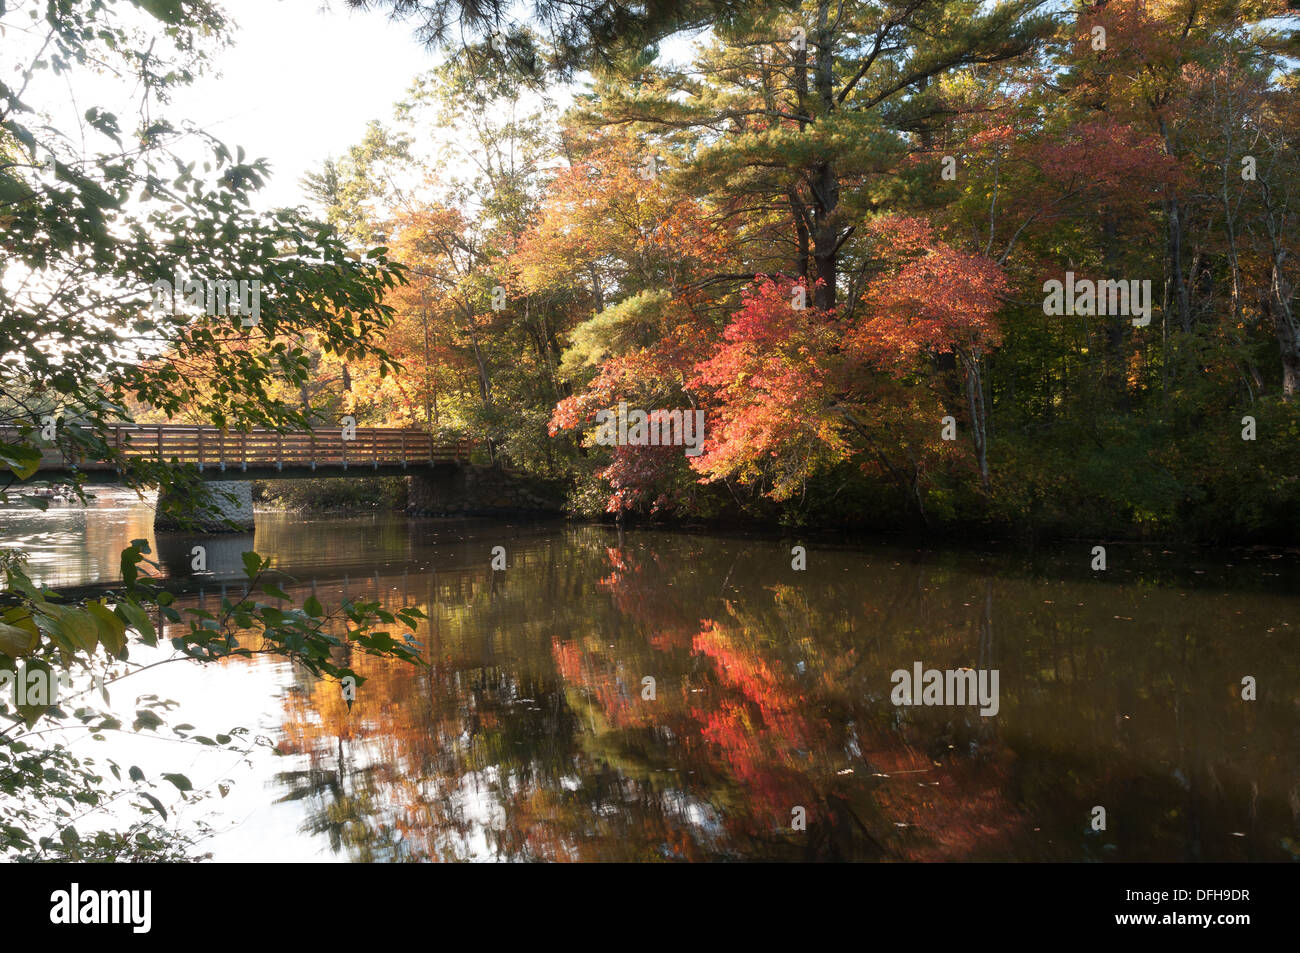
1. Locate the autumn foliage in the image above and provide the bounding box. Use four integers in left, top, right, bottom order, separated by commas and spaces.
292, 0, 1300, 538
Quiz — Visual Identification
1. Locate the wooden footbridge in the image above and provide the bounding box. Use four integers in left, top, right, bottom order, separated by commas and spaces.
10, 423, 472, 484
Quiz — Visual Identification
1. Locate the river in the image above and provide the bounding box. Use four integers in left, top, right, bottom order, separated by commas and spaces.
3, 488, 1298, 861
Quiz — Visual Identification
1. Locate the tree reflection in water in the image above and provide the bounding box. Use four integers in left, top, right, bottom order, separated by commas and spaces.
266, 527, 1300, 862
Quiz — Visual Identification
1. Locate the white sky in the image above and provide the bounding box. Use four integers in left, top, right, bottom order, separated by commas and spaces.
7, 0, 709, 217
161, 0, 448, 209
9, 0, 478, 211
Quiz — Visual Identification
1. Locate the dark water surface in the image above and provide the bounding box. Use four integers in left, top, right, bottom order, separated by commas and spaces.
4, 490, 1298, 861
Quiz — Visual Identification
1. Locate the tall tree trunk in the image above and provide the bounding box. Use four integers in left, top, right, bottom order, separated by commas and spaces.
1260, 175, 1297, 398
790, 6, 810, 284
810, 0, 839, 311
588, 263, 604, 313
1102, 208, 1128, 409
788, 187, 810, 282
1268, 259, 1299, 397
460, 302, 495, 462
422, 307, 435, 428
1160, 119, 1191, 333
963, 351, 991, 493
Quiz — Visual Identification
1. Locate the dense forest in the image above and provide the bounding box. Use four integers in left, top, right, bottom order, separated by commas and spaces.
214, 0, 1300, 542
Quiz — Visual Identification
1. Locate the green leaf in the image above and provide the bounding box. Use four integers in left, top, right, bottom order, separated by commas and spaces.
57, 608, 99, 654
86, 601, 127, 655
139, 792, 167, 821
0, 442, 42, 480
12, 658, 54, 727
161, 772, 192, 792
0, 621, 38, 656
119, 544, 146, 590
132, 709, 164, 732
241, 551, 262, 578
115, 599, 156, 645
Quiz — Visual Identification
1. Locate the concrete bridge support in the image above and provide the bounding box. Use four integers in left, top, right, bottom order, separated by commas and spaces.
155, 480, 255, 532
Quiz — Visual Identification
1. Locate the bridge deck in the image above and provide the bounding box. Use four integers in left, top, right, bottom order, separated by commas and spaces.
8, 424, 470, 479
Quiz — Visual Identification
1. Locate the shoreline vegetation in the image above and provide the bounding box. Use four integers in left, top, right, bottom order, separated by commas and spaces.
253, 477, 409, 514
251, 467, 1299, 548
233, 0, 1300, 552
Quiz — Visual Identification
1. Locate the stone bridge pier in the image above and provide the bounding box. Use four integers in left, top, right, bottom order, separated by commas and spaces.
155, 480, 255, 532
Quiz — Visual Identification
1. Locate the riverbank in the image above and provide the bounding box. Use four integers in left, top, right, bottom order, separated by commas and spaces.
254, 476, 409, 513
253, 466, 1300, 548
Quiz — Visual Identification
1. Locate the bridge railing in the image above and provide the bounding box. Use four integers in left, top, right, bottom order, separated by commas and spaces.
3, 424, 472, 473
